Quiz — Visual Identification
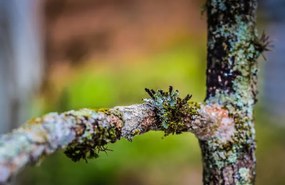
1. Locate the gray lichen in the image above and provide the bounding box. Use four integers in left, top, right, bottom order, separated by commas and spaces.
201, 0, 265, 184
0, 85, 239, 184
0, 106, 155, 183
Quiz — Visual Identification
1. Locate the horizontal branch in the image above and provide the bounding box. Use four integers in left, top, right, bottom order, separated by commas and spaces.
0, 89, 234, 184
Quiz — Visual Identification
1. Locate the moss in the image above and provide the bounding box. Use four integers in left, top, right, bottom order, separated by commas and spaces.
144, 86, 198, 135
26, 117, 43, 125
64, 111, 121, 162
132, 129, 141, 135
65, 125, 120, 162
96, 108, 110, 114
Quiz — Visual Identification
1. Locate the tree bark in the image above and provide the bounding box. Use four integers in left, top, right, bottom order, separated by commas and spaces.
0, 98, 234, 184
201, 0, 264, 184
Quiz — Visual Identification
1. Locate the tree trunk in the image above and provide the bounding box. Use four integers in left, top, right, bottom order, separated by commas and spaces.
201, 0, 262, 184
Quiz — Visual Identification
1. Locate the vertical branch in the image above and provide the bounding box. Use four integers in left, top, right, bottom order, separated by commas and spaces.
201, 0, 264, 184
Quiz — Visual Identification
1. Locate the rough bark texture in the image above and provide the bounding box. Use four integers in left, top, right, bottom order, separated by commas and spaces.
201, 0, 264, 184
0, 90, 234, 184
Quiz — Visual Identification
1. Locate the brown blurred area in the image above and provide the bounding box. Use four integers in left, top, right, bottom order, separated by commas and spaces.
39, 0, 206, 109
44, 0, 204, 65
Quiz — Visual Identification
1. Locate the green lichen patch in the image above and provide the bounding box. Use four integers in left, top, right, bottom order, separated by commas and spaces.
144, 86, 192, 135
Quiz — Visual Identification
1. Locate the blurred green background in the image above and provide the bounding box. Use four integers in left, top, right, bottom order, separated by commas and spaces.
0, 0, 284, 185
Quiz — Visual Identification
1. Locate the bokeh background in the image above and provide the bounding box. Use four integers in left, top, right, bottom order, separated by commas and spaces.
0, 0, 284, 184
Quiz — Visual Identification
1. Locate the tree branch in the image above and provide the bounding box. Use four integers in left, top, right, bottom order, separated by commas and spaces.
0, 88, 234, 184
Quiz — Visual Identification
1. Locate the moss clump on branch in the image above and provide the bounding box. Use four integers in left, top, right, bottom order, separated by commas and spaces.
64, 114, 121, 162
144, 86, 192, 135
